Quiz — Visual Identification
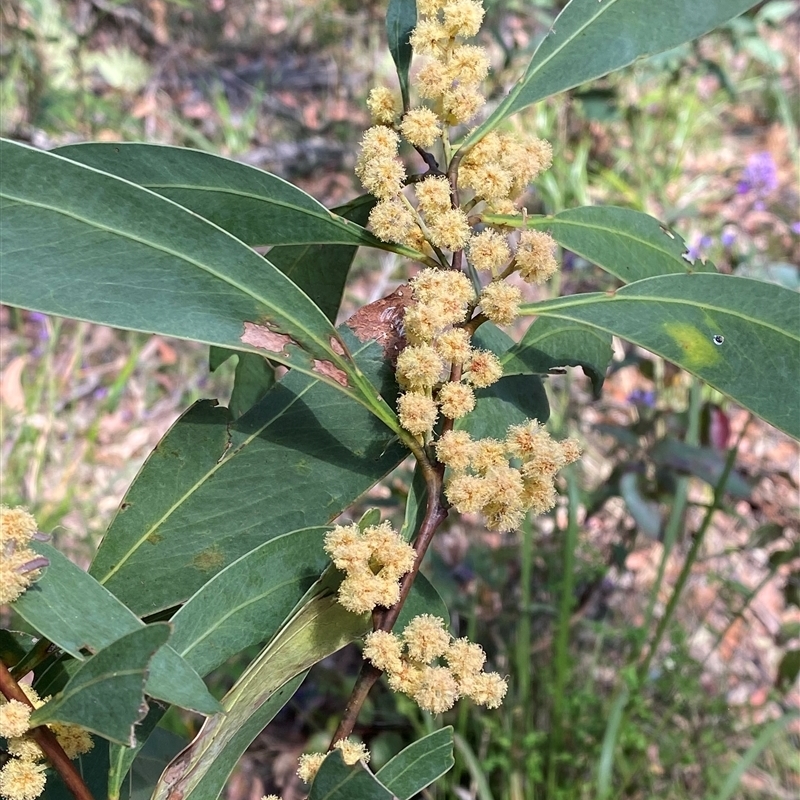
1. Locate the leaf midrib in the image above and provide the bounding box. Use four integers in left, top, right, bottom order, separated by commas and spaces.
521, 0, 621, 82
529, 216, 688, 266
95, 379, 316, 587
0, 189, 335, 356
522, 291, 799, 342
177, 570, 322, 664
143, 182, 375, 244
461, 0, 622, 149
95, 338, 385, 589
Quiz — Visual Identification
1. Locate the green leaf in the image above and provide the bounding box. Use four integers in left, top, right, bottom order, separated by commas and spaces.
152, 590, 369, 800
400, 464, 427, 541
375, 727, 454, 799
228, 353, 275, 418
169, 527, 331, 677
266, 194, 376, 322
650, 439, 752, 498
310, 751, 394, 800
90, 338, 407, 617
42, 739, 110, 800
53, 143, 380, 249
0, 630, 37, 668
485, 206, 712, 283
710, 712, 800, 800
56, 143, 382, 321
457, 324, 550, 438
457, 374, 550, 440
397, 572, 450, 633
460, 0, 762, 151
0, 139, 381, 408
14, 542, 220, 715
619, 472, 662, 539
30, 625, 170, 745
502, 316, 613, 396
776, 650, 800, 692
122, 727, 187, 800
108, 708, 169, 800
387, 0, 417, 110
520, 274, 800, 439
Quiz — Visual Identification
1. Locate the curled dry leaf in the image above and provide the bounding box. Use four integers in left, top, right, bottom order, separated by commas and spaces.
345, 284, 413, 363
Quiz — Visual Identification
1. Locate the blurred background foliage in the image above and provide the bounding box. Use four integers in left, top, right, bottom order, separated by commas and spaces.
1, 1, 798, 798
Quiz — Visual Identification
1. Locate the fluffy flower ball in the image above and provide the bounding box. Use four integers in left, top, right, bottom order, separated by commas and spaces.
400, 107, 443, 148
479, 281, 522, 325
0, 759, 46, 800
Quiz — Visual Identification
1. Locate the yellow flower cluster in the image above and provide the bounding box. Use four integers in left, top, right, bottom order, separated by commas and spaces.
1, 506, 46, 606
297, 738, 370, 783
362, 614, 507, 714
411, 0, 488, 125
436, 420, 581, 531
0, 685, 93, 800
360, 0, 494, 254
396, 269, 507, 437
323, 521, 416, 614
460, 129, 553, 210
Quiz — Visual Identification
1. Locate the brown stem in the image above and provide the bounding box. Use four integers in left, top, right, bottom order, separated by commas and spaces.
329, 458, 448, 746
412, 146, 445, 177
0, 660, 95, 800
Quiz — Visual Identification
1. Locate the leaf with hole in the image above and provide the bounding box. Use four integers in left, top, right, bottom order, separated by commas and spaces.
520, 274, 800, 439
502, 316, 613, 396
457, 324, 550, 439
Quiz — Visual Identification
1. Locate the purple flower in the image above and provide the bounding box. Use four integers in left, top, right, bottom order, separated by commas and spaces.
687, 235, 710, 261
791, 222, 800, 235
28, 311, 49, 342
720, 229, 736, 247
737, 151, 778, 199
93, 387, 109, 400
628, 389, 656, 408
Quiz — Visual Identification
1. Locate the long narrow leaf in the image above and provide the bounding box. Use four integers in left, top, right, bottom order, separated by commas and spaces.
151, 591, 369, 800
484, 206, 712, 283
0, 140, 381, 410
460, 0, 761, 151
375, 727, 454, 799
89, 332, 407, 616
13, 543, 220, 715
520, 274, 800, 438
387, 0, 417, 110
53, 143, 381, 249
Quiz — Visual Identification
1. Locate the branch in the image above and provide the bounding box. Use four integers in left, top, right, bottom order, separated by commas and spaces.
0, 660, 96, 800
329, 457, 447, 746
